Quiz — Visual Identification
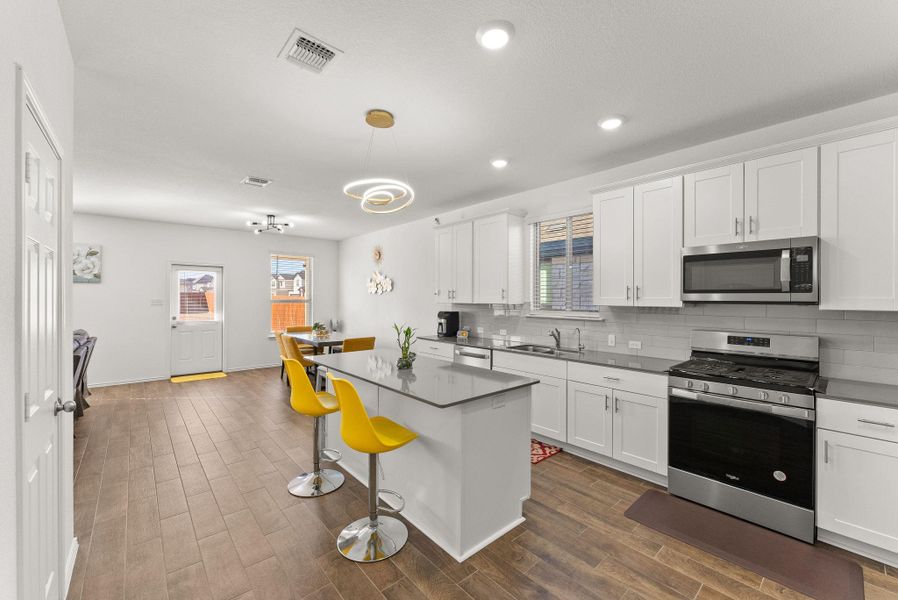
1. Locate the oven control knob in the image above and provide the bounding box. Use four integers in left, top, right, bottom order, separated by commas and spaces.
728, 385, 738, 395
700, 382, 709, 392
759, 391, 769, 401
685, 380, 694, 389
779, 394, 790, 404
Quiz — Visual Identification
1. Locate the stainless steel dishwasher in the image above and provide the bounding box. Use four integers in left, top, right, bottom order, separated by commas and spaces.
453, 347, 492, 369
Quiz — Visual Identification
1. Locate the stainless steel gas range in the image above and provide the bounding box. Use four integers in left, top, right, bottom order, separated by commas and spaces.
667, 330, 819, 543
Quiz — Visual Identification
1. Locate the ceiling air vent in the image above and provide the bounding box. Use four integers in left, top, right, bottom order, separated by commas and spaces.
241, 176, 272, 188
278, 28, 343, 73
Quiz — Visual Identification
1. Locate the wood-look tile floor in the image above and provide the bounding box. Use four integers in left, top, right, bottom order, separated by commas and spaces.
69, 367, 898, 600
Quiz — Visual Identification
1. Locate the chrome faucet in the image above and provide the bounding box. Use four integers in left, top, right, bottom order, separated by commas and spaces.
575, 327, 585, 352
549, 328, 561, 349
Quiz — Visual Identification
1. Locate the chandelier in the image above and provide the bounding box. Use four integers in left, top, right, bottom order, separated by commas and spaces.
246, 214, 293, 234
343, 109, 415, 214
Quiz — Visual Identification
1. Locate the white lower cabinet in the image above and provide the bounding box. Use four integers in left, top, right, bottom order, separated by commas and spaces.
493, 354, 567, 441
817, 397, 898, 556
612, 390, 667, 475
417, 340, 455, 362
566, 381, 612, 457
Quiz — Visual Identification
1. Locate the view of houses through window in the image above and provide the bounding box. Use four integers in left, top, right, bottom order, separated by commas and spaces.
532, 213, 597, 313
271, 254, 311, 331
177, 270, 218, 320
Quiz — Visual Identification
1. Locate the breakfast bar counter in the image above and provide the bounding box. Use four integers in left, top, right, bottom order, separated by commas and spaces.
310, 349, 538, 561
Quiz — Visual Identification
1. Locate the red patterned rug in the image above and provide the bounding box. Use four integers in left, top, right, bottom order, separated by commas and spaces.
531, 439, 562, 464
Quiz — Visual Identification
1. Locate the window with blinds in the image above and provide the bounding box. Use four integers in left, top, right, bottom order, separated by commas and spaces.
532, 213, 597, 313
271, 254, 312, 331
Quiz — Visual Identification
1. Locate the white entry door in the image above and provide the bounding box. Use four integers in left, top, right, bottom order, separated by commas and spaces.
170, 266, 223, 376
20, 75, 65, 600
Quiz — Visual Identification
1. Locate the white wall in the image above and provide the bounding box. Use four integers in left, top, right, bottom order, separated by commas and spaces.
73, 214, 340, 385
0, 0, 75, 595
339, 91, 898, 351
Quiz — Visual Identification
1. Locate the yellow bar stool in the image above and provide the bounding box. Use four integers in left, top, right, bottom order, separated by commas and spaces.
328, 374, 417, 563
284, 359, 345, 497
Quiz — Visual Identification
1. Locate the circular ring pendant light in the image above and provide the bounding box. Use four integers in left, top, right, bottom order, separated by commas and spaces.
343, 110, 415, 214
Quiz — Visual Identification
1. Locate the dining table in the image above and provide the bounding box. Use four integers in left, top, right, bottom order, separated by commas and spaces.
285, 331, 352, 355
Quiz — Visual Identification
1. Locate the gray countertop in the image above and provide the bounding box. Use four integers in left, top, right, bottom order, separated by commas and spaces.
817, 378, 898, 410
419, 335, 680, 375
309, 349, 538, 409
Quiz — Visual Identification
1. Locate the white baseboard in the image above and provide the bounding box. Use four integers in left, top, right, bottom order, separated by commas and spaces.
64, 537, 79, 596
89, 363, 280, 388
532, 433, 669, 488
818, 529, 898, 569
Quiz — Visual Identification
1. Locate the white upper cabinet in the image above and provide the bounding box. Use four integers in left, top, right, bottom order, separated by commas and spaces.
821, 129, 898, 310
434, 226, 453, 303
594, 187, 634, 306
452, 221, 473, 303
634, 177, 683, 307
595, 178, 683, 307
472, 212, 525, 304
684, 163, 744, 247
745, 148, 818, 241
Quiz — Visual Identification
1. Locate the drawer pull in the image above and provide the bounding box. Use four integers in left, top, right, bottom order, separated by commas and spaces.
824, 440, 829, 464
603, 376, 620, 382
857, 418, 896, 428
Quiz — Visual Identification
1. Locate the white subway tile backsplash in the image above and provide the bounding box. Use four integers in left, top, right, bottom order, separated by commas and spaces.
462, 303, 898, 383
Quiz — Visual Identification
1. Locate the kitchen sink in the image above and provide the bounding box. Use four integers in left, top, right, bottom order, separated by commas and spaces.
507, 344, 583, 358
507, 344, 557, 354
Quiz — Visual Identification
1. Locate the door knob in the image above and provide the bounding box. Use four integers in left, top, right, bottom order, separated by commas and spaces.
54, 398, 76, 415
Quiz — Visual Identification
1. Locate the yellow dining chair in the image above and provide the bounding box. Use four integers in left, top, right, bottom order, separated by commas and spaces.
275, 332, 289, 382
285, 325, 315, 355
284, 336, 316, 375
340, 337, 376, 353
283, 359, 344, 496
328, 373, 417, 562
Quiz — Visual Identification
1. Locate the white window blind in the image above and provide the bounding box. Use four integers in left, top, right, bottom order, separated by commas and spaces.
532, 213, 597, 312
271, 254, 312, 331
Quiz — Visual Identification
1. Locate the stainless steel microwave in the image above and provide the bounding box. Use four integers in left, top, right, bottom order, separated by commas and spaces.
682, 237, 818, 303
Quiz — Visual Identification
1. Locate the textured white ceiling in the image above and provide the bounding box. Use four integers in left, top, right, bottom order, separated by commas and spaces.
60, 0, 898, 240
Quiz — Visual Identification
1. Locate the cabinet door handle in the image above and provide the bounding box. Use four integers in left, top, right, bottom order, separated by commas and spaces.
614, 397, 620, 413
636, 285, 640, 300
626, 285, 630, 300
435, 289, 440, 296
748, 215, 754, 234
735, 218, 740, 236
857, 418, 896, 428
501, 288, 506, 300
823, 440, 829, 464
604, 395, 609, 411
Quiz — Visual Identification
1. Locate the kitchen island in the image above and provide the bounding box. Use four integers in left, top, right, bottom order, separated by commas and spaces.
310, 349, 538, 562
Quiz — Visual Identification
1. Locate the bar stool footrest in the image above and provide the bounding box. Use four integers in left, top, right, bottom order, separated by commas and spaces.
377, 489, 404, 514
320, 447, 342, 463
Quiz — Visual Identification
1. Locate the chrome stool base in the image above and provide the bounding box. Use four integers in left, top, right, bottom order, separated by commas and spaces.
336, 516, 408, 563
287, 468, 344, 497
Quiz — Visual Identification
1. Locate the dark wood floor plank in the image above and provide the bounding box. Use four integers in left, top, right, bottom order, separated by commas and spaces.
197, 530, 253, 600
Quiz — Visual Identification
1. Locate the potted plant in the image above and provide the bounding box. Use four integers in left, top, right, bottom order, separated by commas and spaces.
393, 323, 417, 369
312, 321, 328, 337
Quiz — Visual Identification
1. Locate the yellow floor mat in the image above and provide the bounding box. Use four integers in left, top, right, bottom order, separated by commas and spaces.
170, 371, 227, 383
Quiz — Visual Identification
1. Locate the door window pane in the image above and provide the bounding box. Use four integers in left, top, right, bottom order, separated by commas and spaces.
177, 270, 217, 321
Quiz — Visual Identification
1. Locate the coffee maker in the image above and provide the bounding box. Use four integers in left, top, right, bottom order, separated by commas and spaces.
437, 311, 459, 337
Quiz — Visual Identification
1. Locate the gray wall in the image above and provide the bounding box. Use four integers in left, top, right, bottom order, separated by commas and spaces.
460, 304, 898, 385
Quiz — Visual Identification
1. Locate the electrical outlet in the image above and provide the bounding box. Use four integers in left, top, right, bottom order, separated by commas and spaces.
499, 329, 508, 336
607, 334, 616, 347
476, 327, 484, 334
628, 340, 642, 350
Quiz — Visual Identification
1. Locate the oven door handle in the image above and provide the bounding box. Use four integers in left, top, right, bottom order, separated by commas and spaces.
669, 387, 815, 421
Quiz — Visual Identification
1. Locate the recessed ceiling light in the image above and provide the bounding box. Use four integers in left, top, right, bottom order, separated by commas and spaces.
599, 116, 625, 131
476, 20, 515, 50
491, 158, 508, 169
